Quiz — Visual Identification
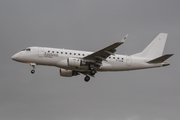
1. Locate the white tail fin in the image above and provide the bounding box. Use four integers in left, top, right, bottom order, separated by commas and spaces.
132, 33, 168, 58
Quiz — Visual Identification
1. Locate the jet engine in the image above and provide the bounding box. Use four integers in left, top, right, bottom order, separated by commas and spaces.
67, 58, 86, 67
60, 69, 79, 77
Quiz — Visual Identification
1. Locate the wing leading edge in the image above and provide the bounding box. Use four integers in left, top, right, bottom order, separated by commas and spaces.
83, 34, 128, 65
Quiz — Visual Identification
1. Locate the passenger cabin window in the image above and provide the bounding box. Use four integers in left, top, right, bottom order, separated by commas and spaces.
26, 48, 31, 51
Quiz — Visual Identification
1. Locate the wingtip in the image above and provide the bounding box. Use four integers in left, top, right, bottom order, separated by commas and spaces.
160, 33, 168, 35
120, 34, 129, 43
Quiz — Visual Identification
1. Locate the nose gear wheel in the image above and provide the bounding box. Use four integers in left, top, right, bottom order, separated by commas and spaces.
31, 70, 35, 74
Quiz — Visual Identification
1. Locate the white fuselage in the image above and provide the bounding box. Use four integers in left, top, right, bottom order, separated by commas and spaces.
11, 33, 172, 81
12, 46, 163, 72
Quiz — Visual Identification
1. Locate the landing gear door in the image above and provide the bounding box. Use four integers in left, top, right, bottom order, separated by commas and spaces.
38, 47, 44, 57
126, 55, 132, 66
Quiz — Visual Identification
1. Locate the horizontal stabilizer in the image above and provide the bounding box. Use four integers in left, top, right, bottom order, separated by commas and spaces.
147, 54, 173, 63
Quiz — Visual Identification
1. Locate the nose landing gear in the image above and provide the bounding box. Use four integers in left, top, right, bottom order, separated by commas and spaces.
30, 63, 36, 74
31, 69, 35, 74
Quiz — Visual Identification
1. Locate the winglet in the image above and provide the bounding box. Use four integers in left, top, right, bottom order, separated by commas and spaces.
120, 34, 129, 43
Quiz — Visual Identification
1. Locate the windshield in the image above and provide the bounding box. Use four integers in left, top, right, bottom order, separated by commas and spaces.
21, 48, 31, 51
26, 48, 31, 51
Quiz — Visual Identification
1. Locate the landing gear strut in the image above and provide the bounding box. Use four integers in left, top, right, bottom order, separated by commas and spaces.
84, 76, 90, 82
89, 64, 96, 76
30, 63, 36, 74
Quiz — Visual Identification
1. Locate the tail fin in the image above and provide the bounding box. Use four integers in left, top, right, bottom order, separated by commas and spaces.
132, 33, 168, 58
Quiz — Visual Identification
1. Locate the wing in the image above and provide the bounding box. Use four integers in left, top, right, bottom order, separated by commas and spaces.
83, 34, 128, 65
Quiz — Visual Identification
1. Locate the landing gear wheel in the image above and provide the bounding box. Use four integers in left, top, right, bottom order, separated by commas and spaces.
90, 69, 96, 76
31, 70, 35, 74
84, 76, 90, 82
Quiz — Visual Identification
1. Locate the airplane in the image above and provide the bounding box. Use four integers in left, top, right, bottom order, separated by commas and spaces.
11, 33, 173, 82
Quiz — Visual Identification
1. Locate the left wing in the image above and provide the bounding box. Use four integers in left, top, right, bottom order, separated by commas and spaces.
83, 34, 128, 65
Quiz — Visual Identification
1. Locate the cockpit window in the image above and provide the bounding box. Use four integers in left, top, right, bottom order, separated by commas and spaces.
26, 48, 31, 51
21, 49, 26, 51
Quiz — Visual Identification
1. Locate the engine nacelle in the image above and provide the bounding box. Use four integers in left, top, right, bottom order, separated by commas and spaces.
68, 58, 83, 67
60, 69, 79, 77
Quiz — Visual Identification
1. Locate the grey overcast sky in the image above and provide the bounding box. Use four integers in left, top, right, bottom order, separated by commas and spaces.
0, 0, 179, 120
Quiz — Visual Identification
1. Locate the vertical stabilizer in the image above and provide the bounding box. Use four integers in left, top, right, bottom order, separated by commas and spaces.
132, 33, 168, 58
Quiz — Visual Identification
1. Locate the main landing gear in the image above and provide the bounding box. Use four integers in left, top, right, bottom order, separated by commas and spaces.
88, 64, 96, 76
84, 67, 96, 82
90, 69, 96, 76
84, 76, 90, 82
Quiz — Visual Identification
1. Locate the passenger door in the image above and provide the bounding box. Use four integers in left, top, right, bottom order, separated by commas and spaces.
38, 47, 44, 57
126, 56, 132, 66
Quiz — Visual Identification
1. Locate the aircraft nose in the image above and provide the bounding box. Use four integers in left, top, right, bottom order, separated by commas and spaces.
11, 54, 18, 61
